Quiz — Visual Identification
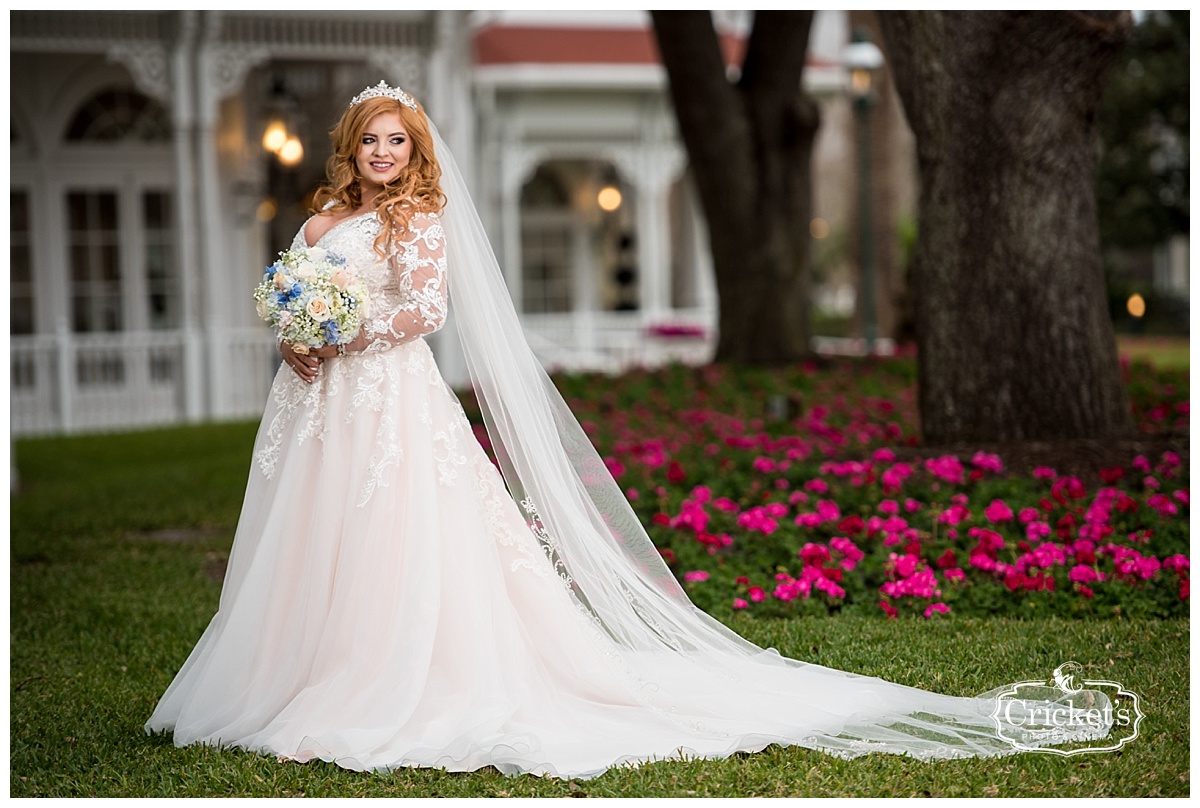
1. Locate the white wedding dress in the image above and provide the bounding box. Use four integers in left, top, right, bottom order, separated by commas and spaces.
145, 209, 1112, 779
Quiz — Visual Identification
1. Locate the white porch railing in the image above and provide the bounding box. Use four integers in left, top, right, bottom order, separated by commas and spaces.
10, 311, 717, 437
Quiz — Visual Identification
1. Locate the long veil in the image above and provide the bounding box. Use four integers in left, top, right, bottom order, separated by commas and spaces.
432, 122, 1113, 765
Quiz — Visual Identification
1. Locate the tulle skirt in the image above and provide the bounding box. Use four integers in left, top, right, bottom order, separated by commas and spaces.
145, 339, 1112, 779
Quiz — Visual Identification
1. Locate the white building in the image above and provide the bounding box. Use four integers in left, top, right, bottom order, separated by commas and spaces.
10, 10, 880, 436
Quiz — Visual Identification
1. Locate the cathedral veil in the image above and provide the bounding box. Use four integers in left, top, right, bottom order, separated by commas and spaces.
432, 121, 1114, 764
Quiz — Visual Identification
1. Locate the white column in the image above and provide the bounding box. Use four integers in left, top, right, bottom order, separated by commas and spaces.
570, 217, 596, 352
195, 14, 268, 419
173, 12, 206, 422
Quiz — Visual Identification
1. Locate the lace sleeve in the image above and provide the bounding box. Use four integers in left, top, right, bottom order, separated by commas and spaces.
355, 212, 448, 354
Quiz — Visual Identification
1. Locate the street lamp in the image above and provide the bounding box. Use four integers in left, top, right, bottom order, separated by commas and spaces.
843, 28, 884, 353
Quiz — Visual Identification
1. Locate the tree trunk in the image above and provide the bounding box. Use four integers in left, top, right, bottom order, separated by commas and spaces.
877, 11, 1136, 444
651, 11, 819, 365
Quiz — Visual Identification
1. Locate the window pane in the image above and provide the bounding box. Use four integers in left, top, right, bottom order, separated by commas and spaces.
142, 191, 177, 329
10, 192, 34, 335
67, 190, 121, 333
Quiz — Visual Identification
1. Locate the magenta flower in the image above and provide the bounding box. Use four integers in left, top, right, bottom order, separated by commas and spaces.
971, 452, 1004, 473
1033, 466, 1058, 480
984, 499, 1015, 523
924, 602, 951, 618
748, 585, 766, 602
733, 598, 749, 610
713, 497, 740, 513
684, 570, 710, 582
1025, 521, 1051, 542
1147, 493, 1179, 517
925, 455, 966, 484
1163, 554, 1190, 572
1068, 564, 1101, 584
805, 478, 830, 494
939, 504, 971, 526
816, 499, 841, 522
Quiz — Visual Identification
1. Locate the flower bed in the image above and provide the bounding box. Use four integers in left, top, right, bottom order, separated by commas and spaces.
465, 355, 1189, 619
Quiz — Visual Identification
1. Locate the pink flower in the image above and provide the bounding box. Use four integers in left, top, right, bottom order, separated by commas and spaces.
753, 456, 778, 474
1018, 507, 1041, 524
713, 497, 740, 513
925, 455, 965, 484
1068, 565, 1100, 584
924, 602, 951, 618
1132, 455, 1151, 472
816, 500, 841, 522
984, 499, 1014, 523
684, 570, 709, 582
939, 504, 971, 526
878, 499, 900, 515
805, 479, 830, 494
1033, 466, 1058, 480
733, 598, 749, 610
1163, 554, 1190, 573
971, 452, 1004, 473
748, 585, 766, 602
1025, 521, 1051, 542
944, 568, 965, 581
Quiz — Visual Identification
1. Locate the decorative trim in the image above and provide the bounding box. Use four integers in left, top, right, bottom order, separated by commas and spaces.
106, 43, 171, 103
366, 48, 427, 103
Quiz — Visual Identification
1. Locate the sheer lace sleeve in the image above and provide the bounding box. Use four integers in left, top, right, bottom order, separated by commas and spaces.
355, 212, 447, 354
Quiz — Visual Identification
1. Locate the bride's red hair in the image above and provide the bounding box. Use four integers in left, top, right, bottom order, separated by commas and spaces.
311, 94, 445, 259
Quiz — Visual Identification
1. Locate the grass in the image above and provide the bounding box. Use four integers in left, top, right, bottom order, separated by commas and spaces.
10, 420, 1190, 798
1117, 334, 1190, 372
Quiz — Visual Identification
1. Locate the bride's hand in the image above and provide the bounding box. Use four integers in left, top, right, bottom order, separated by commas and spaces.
307, 329, 368, 359
280, 339, 321, 384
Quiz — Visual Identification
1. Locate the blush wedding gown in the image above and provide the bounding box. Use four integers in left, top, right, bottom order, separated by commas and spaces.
145, 185, 1112, 781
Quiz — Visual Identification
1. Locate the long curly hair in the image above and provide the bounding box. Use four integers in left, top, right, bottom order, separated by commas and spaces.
311, 94, 445, 260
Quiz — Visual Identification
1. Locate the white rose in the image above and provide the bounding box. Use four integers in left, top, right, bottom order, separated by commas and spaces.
255, 299, 269, 319
306, 296, 332, 322
294, 261, 318, 281
306, 247, 328, 262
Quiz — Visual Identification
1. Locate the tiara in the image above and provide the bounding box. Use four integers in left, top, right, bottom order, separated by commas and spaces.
349, 80, 419, 112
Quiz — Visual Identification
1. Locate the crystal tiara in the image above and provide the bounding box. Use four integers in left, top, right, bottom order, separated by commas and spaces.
349, 80, 419, 112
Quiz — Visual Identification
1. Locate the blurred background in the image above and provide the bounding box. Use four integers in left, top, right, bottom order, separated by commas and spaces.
8, 10, 1188, 437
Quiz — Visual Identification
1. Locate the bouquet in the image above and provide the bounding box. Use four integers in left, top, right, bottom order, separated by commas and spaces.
253, 246, 370, 352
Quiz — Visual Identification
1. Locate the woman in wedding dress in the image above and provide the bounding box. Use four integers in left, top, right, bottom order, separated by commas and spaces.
145, 82, 1112, 779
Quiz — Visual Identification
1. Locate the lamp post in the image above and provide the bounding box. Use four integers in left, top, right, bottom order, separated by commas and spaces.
843, 28, 884, 354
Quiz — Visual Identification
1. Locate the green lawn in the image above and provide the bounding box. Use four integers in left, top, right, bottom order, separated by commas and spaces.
1117, 335, 1190, 372
10, 423, 1189, 798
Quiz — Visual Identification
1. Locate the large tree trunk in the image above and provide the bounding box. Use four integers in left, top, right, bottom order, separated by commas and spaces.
877, 11, 1136, 444
651, 11, 819, 365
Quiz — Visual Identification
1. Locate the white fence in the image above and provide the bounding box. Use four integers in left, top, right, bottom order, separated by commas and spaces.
10, 311, 717, 437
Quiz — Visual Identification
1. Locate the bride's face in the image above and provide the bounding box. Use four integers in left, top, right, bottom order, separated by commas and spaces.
355, 111, 411, 196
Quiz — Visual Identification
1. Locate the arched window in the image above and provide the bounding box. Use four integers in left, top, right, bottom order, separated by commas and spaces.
65, 89, 170, 143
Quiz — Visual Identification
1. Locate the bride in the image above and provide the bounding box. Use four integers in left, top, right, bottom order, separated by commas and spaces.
145, 82, 1112, 779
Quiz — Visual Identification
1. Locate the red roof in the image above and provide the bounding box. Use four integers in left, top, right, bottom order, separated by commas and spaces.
475, 25, 746, 67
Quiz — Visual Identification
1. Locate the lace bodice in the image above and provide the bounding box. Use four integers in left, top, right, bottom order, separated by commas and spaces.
292, 208, 447, 353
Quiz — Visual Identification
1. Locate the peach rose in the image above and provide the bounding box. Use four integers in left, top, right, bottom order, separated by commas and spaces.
273, 272, 290, 290
330, 269, 351, 290
306, 296, 331, 322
